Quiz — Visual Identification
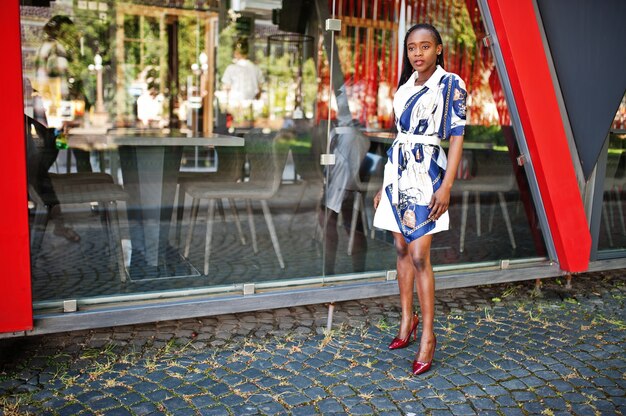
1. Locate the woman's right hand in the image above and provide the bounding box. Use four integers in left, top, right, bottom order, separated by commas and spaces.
373, 189, 382, 209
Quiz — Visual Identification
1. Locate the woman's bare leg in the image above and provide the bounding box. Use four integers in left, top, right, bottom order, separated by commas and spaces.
393, 232, 416, 339
409, 234, 436, 363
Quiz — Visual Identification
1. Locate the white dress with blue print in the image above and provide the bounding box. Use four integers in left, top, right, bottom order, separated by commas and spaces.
373, 66, 467, 243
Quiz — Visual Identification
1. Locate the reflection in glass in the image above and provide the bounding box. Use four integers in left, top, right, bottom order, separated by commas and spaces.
598, 96, 626, 252
320, 0, 547, 275
19, 0, 550, 307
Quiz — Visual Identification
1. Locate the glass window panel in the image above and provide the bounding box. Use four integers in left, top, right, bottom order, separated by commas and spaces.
124, 40, 140, 65
20, 0, 549, 308
124, 15, 139, 40
322, 0, 547, 276
598, 94, 626, 253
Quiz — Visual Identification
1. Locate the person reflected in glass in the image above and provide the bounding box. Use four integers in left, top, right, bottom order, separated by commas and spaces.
319, 116, 370, 275
34, 15, 91, 172
373, 23, 466, 375
24, 78, 80, 243
136, 67, 165, 128
221, 37, 264, 127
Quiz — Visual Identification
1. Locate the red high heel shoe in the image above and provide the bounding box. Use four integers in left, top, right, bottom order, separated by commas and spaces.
412, 336, 437, 375
388, 314, 419, 350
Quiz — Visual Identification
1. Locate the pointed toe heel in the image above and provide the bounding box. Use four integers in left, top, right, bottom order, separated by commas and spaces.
388, 314, 419, 350
411, 359, 432, 375
412, 336, 437, 375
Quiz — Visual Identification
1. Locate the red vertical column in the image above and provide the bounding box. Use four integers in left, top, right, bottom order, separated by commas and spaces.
0, 0, 33, 333
486, 0, 591, 272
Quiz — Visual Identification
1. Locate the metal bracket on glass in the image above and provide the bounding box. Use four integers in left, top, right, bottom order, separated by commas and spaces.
63, 300, 77, 313
500, 259, 510, 270
320, 154, 336, 166
516, 154, 527, 166
386, 270, 397, 281
243, 283, 255, 296
325, 18, 341, 32
482, 35, 492, 48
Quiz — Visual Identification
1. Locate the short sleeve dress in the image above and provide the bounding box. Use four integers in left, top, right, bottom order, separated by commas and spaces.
373, 65, 467, 243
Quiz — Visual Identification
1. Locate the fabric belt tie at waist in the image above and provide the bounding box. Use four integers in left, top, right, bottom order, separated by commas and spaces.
392, 134, 442, 205
395, 132, 441, 146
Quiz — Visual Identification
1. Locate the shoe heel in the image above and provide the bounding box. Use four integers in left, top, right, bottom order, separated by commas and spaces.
412, 334, 437, 376
388, 314, 419, 350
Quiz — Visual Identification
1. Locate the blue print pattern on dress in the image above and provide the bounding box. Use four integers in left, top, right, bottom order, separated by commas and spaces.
416, 119, 428, 134
439, 75, 467, 139
399, 89, 429, 133
437, 75, 452, 140
373, 66, 467, 241
450, 77, 467, 136
453, 85, 467, 118
385, 144, 445, 243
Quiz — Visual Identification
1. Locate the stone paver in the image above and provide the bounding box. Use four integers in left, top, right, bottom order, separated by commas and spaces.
1, 270, 625, 415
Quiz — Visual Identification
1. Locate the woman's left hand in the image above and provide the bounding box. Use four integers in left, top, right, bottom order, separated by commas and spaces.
428, 186, 451, 221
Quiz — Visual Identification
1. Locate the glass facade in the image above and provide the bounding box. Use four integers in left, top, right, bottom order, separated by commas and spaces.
598, 95, 626, 255
21, 0, 549, 308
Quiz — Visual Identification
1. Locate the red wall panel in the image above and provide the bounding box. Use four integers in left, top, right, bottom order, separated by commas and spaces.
0, 0, 33, 332
486, 0, 591, 271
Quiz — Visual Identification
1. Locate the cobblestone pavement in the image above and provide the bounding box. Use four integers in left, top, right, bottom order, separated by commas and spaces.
1, 270, 625, 415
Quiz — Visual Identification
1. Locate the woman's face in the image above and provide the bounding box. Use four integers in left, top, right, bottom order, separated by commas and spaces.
406, 28, 442, 74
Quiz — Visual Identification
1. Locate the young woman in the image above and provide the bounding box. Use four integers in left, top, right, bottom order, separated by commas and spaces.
373, 23, 466, 375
